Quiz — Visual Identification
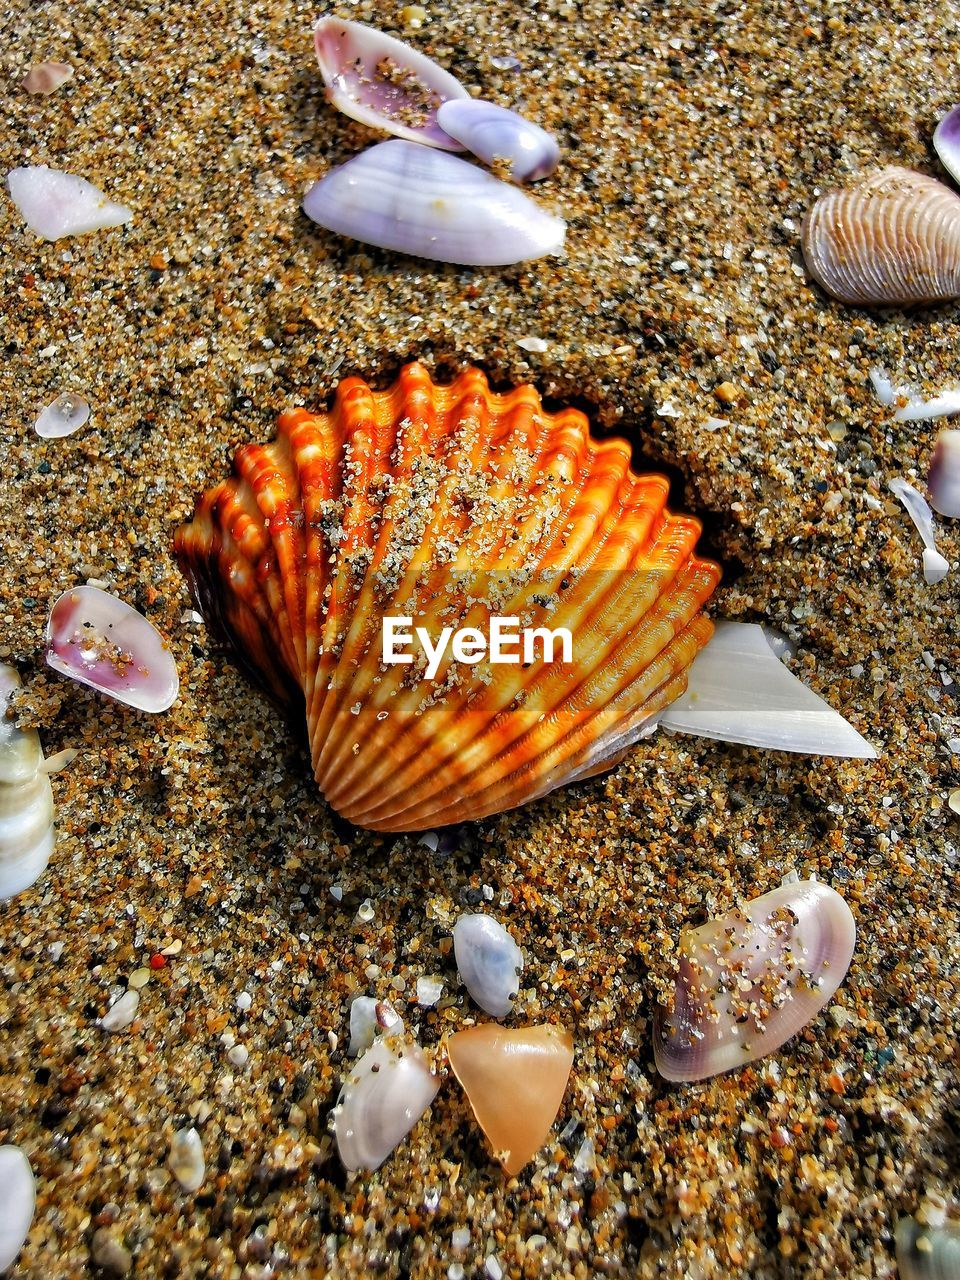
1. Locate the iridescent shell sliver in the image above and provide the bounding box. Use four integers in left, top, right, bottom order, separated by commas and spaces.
801, 166, 960, 307
175, 363, 721, 832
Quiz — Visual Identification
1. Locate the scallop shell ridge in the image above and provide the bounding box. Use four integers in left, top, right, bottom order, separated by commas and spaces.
801, 166, 960, 307
175, 363, 720, 831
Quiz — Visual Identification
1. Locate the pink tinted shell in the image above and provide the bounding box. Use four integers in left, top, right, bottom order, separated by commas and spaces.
313, 17, 469, 150
654, 878, 856, 1082
46, 586, 179, 713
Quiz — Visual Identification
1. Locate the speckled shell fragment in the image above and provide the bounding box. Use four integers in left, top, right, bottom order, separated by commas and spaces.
175, 363, 720, 831
801, 167, 960, 307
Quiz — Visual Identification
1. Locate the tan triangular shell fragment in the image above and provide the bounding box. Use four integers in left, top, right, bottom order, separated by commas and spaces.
801, 166, 960, 307
446, 1023, 574, 1176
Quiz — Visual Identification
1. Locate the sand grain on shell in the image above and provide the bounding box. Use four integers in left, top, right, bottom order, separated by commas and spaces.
1, 0, 959, 1277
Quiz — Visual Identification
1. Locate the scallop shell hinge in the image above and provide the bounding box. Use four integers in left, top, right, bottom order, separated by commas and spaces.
174, 362, 720, 831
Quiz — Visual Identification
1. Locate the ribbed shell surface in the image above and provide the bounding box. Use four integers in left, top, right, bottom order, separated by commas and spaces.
175, 363, 720, 831
801, 166, 960, 307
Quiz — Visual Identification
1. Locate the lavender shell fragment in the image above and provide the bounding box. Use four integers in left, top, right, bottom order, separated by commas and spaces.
303, 139, 566, 266
7, 166, 132, 241
929, 428, 960, 518
934, 105, 960, 187
46, 585, 179, 713
436, 99, 559, 182
654, 878, 856, 1083
34, 391, 90, 439
313, 16, 469, 150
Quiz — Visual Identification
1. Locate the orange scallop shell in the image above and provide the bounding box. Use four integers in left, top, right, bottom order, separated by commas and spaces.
174, 362, 720, 831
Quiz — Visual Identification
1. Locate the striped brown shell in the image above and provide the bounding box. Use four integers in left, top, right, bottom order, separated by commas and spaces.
174, 363, 720, 832
801, 166, 960, 307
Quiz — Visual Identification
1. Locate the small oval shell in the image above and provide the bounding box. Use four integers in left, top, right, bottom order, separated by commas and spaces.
169, 1126, 206, 1192
436, 99, 560, 182
0, 1145, 35, 1272
453, 913, 523, 1017
334, 1031, 440, 1171
0, 665, 56, 900
929, 428, 960, 518
314, 17, 469, 150
896, 1217, 960, 1280
303, 139, 566, 266
46, 585, 179, 713
654, 878, 856, 1082
801, 166, 960, 307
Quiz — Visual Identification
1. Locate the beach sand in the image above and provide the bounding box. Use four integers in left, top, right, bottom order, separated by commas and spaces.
1, 0, 959, 1275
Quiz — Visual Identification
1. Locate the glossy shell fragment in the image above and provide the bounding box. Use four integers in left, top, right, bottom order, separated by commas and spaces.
34, 391, 90, 439
313, 16, 469, 150
334, 1030, 440, 1171
7, 166, 132, 241
801, 167, 960, 307
929, 428, 960, 518
934, 106, 960, 186
654, 878, 856, 1082
303, 139, 565, 266
0, 1145, 35, 1272
896, 1217, 960, 1280
22, 61, 73, 95
175, 362, 721, 831
436, 99, 560, 181
446, 1023, 574, 1175
46, 585, 179, 713
453, 914, 523, 1017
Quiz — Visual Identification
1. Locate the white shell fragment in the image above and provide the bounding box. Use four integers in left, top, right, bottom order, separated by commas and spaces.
347, 996, 402, 1057
34, 391, 90, 439
658, 622, 878, 758
453, 913, 523, 1017
100, 988, 139, 1032
889, 478, 950, 585
0, 664, 69, 899
654, 878, 856, 1082
7, 166, 132, 242
896, 1217, 960, 1280
0, 1145, 35, 1273
929, 429, 960, 518
334, 1029, 440, 1171
934, 105, 960, 186
801, 167, 960, 307
314, 16, 469, 150
868, 367, 960, 422
23, 61, 74, 95
436, 99, 560, 181
169, 1126, 206, 1192
46, 585, 179, 713
303, 139, 566, 266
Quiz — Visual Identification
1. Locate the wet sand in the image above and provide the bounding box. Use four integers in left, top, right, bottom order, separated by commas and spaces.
1, 0, 959, 1275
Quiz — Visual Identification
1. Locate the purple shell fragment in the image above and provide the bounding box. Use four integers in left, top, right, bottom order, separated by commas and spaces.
437, 99, 560, 182
929, 427, 960, 518
934, 105, 960, 186
313, 16, 469, 150
46, 585, 179, 713
303, 139, 565, 266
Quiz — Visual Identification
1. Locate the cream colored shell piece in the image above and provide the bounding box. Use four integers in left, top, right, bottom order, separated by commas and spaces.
802, 166, 960, 307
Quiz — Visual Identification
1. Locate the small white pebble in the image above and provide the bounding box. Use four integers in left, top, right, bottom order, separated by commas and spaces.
169, 1126, 205, 1192
416, 976, 444, 1007
330, 884, 343, 901
127, 968, 151, 991
451, 1226, 470, 1250
236, 991, 253, 1012
48, 941, 65, 962
100, 989, 139, 1032
485, 1257, 503, 1280
516, 336, 548, 353
356, 898, 375, 923
227, 1044, 249, 1068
